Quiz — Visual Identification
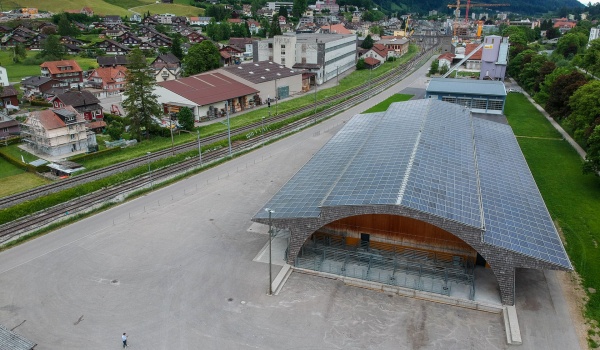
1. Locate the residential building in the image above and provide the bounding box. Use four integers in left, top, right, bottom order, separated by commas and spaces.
589, 26, 600, 46
0, 85, 19, 109
86, 66, 128, 97
266, 2, 294, 12
377, 37, 410, 57
21, 106, 93, 156
0, 66, 8, 86
21, 76, 69, 99
51, 90, 104, 120
103, 15, 122, 26
363, 44, 389, 62
465, 43, 483, 70
254, 33, 356, 84
97, 56, 130, 67
151, 53, 181, 82
220, 61, 303, 100
437, 52, 455, 70
96, 39, 131, 55
157, 13, 176, 24
40, 60, 83, 88
130, 14, 142, 22
0, 112, 20, 138
187, 31, 207, 43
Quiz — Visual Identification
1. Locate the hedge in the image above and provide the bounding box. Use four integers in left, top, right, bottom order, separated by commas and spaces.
69, 146, 122, 162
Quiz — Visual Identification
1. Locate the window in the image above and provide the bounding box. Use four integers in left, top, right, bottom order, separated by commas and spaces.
441, 96, 456, 104
70, 134, 75, 140
471, 98, 487, 110
488, 99, 503, 111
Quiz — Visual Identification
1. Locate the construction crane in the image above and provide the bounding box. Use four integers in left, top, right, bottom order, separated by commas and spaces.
448, 2, 509, 37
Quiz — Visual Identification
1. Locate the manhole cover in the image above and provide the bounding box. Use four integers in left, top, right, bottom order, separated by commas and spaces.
227, 298, 233, 302
111, 280, 118, 284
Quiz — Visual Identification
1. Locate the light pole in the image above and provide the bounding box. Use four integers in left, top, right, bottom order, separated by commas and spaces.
261, 116, 265, 147
146, 152, 152, 189
314, 77, 317, 123
197, 129, 202, 166
220, 101, 232, 158
274, 78, 278, 116
336, 66, 339, 94
265, 208, 274, 295
169, 118, 175, 156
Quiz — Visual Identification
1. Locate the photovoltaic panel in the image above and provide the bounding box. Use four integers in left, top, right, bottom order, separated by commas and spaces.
473, 117, 571, 268
399, 103, 483, 228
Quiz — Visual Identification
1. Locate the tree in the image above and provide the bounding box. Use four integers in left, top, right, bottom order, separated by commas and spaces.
581, 39, 600, 77
206, 18, 219, 41
292, 0, 307, 18
177, 107, 195, 131
122, 49, 162, 141
545, 71, 587, 120
567, 80, 600, 142
183, 41, 221, 76
10, 43, 26, 63
58, 13, 74, 36
429, 59, 439, 75
545, 27, 561, 39
356, 58, 366, 70
439, 63, 449, 75
555, 32, 587, 59
361, 34, 374, 49
218, 22, 231, 41
278, 6, 288, 18
269, 15, 282, 37
106, 121, 125, 140
39, 35, 66, 60
206, 5, 230, 22
583, 125, 600, 175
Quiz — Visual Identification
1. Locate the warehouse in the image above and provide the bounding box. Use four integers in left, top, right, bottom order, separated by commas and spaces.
252, 99, 571, 306
425, 78, 507, 114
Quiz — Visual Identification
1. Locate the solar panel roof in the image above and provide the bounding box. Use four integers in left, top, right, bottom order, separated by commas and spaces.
254, 99, 570, 268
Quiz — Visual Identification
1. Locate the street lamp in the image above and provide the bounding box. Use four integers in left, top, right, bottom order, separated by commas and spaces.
169, 117, 175, 156
265, 208, 275, 295
220, 101, 232, 158
261, 116, 265, 147
274, 78, 278, 116
146, 151, 153, 189
197, 129, 202, 166
314, 77, 318, 123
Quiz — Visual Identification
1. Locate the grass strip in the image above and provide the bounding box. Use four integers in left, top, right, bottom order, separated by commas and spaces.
505, 93, 600, 344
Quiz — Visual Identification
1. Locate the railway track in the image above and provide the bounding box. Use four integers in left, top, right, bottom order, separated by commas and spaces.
0, 45, 438, 242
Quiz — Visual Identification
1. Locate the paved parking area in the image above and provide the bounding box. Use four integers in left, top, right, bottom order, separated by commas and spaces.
0, 58, 582, 349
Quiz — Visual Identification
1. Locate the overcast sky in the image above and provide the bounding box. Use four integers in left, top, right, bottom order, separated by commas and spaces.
579, 0, 600, 5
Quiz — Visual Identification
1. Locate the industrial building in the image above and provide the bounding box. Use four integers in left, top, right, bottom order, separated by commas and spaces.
426, 78, 506, 114
253, 33, 356, 84
252, 99, 571, 306
480, 35, 509, 81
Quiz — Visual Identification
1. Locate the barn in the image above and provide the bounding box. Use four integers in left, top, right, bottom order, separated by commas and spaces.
252, 99, 571, 306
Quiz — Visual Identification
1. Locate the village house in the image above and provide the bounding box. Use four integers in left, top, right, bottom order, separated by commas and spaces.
0, 112, 20, 139
21, 106, 94, 156
51, 90, 104, 120
0, 85, 19, 110
40, 60, 83, 88
21, 76, 69, 99
86, 66, 128, 97
95, 39, 131, 55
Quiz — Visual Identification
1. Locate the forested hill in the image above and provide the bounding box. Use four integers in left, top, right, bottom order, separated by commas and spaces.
354, 0, 585, 16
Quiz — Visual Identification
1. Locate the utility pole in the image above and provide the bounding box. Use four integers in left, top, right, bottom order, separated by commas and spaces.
336, 66, 339, 94
314, 77, 317, 123
275, 79, 278, 116
197, 129, 202, 166
169, 118, 175, 156
226, 101, 232, 157
265, 208, 274, 295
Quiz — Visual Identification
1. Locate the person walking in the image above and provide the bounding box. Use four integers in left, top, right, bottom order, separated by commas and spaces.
122, 333, 128, 348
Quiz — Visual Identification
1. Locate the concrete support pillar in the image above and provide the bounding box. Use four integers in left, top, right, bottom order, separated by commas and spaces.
494, 267, 516, 306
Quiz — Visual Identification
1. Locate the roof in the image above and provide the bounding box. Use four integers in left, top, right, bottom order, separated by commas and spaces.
0, 85, 18, 97
25, 105, 83, 130
229, 37, 253, 50
97, 56, 129, 66
320, 23, 352, 34
87, 120, 107, 129
292, 63, 321, 69
427, 78, 506, 96
40, 60, 82, 74
158, 72, 259, 106
21, 76, 53, 86
153, 53, 180, 65
437, 52, 455, 61
377, 37, 409, 45
363, 57, 380, 66
465, 43, 483, 60
54, 90, 101, 107
222, 61, 301, 84
253, 99, 571, 269
89, 66, 127, 84
294, 33, 356, 44
0, 324, 36, 350
370, 43, 388, 57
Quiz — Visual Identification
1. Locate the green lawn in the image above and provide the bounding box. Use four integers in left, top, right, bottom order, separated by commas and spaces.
363, 94, 413, 113
132, 3, 204, 16
0, 50, 99, 83
3, 0, 131, 16
0, 144, 39, 163
0, 157, 24, 178
505, 94, 600, 337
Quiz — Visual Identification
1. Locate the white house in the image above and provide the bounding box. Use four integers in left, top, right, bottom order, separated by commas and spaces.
0, 66, 8, 86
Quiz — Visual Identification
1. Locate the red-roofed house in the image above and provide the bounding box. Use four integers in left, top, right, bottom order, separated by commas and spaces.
465, 43, 482, 70
154, 72, 259, 121
40, 60, 83, 88
437, 52, 455, 70
553, 20, 577, 33
363, 44, 389, 62
320, 23, 352, 34
86, 66, 128, 98
21, 106, 94, 156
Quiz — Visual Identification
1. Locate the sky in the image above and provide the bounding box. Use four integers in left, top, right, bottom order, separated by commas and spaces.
579, 0, 600, 4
